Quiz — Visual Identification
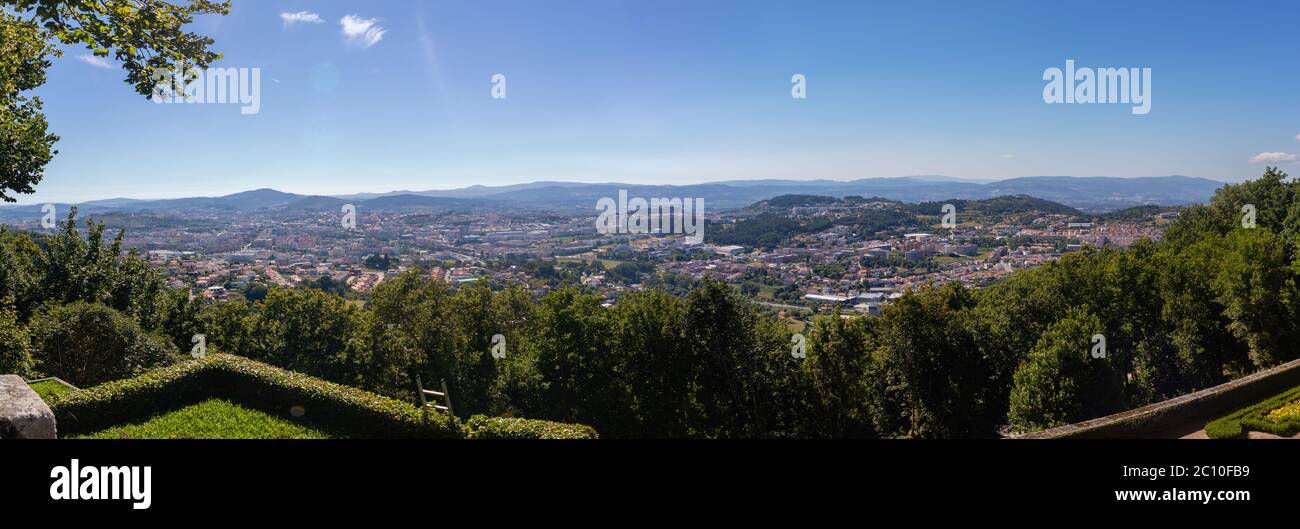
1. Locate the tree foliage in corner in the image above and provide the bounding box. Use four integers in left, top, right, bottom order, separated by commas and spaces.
0, 0, 229, 201
0, 12, 58, 202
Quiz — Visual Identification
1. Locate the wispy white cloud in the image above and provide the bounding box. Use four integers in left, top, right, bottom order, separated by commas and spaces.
77, 54, 114, 69
340, 14, 385, 48
281, 11, 324, 27
1295, 133, 1300, 141
1250, 152, 1298, 164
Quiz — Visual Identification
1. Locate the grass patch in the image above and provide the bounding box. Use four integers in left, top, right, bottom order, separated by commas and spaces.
30, 379, 78, 401
933, 249, 994, 265
76, 399, 332, 439
1205, 384, 1300, 438
556, 255, 624, 270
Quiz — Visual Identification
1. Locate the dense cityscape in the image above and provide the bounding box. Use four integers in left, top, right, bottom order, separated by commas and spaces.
0, 189, 1173, 326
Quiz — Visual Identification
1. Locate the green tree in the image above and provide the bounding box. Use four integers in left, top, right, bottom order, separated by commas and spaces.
30, 301, 177, 386
158, 287, 205, 352
1152, 239, 1249, 392
1008, 308, 1124, 432
240, 287, 362, 384
1211, 228, 1299, 368
683, 280, 774, 437
528, 287, 630, 435
804, 311, 874, 438
0, 227, 41, 319
108, 247, 168, 329
0, 12, 58, 201
744, 310, 808, 438
1165, 167, 1293, 249
199, 297, 252, 355
610, 289, 693, 437
872, 282, 989, 438
361, 270, 457, 402
33, 209, 168, 330
0, 1, 228, 200
0, 300, 33, 377
243, 282, 268, 302
446, 281, 514, 415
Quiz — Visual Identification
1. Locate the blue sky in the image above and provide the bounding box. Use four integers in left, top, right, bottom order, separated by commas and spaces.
21, 0, 1300, 203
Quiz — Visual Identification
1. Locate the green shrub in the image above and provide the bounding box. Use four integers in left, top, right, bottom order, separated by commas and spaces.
1205, 384, 1300, 439
48, 354, 593, 439
31, 302, 178, 386
0, 302, 32, 377
1240, 412, 1300, 437
465, 415, 599, 439
1203, 417, 1243, 439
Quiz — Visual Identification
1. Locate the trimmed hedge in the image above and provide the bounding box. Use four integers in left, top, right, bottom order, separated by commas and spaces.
465, 415, 599, 440
48, 354, 593, 439
48, 358, 226, 436
1205, 384, 1300, 439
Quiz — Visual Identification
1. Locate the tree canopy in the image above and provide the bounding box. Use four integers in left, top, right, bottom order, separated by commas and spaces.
0, 0, 228, 200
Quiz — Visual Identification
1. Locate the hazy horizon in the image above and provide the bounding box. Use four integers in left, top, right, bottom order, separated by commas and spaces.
3, 173, 1222, 205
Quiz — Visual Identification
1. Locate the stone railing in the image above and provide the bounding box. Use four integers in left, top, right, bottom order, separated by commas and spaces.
0, 375, 57, 439
1019, 357, 1300, 439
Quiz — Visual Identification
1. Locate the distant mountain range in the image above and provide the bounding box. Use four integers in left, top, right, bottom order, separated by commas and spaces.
337, 175, 1225, 212
0, 176, 1227, 219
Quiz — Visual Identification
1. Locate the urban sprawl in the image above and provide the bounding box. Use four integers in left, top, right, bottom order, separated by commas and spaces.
4, 196, 1171, 325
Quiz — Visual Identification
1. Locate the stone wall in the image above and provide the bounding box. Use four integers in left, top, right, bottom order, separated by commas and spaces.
0, 375, 57, 439
1019, 357, 1300, 439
